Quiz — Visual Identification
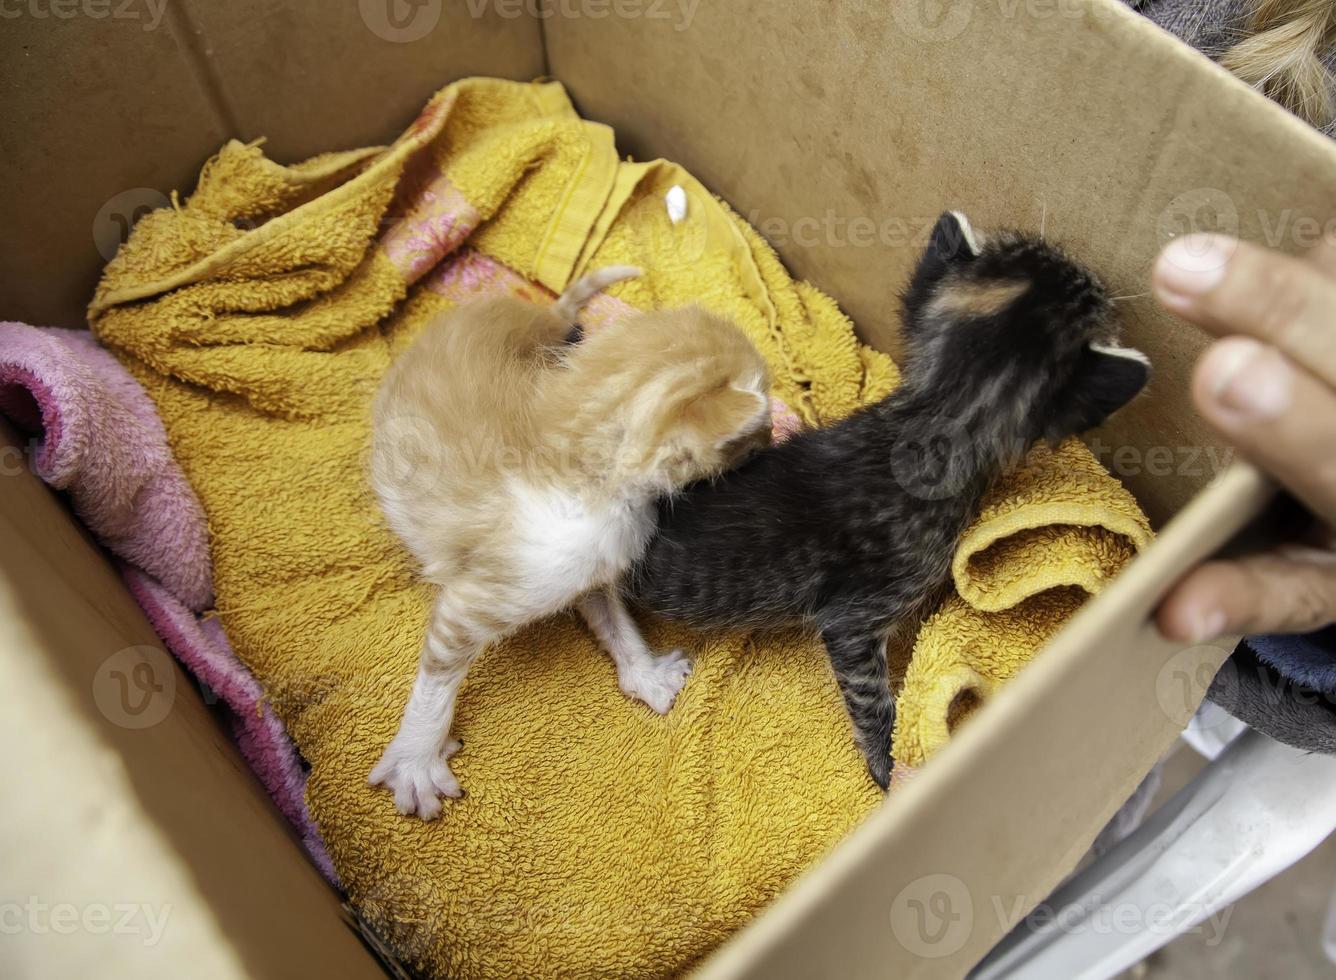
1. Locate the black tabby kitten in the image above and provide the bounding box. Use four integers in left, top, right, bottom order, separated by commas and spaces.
629, 211, 1149, 788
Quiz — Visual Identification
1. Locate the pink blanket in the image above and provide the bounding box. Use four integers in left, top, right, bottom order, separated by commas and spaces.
0, 321, 335, 881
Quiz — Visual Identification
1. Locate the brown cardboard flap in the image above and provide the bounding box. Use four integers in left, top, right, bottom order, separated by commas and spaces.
545, 0, 1336, 526
694, 463, 1274, 978
0, 1, 544, 330
0, 424, 383, 978
174, 0, 545, 162
1, 13, 228, 331
4, 0, 1333, 975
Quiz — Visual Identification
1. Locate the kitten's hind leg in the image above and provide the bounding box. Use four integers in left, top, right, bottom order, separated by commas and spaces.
370, 590, 482, 820
820, 620, 895, 789
578, 587, 691, 714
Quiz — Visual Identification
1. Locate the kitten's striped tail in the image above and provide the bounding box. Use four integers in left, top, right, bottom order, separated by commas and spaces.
552, 265, 642, 322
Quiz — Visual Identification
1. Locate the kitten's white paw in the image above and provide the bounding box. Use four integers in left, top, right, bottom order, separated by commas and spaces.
619, 649, 692, 714
369, 744, 462, 820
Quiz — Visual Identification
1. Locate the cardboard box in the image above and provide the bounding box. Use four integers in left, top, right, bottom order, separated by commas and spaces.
2, 1, 1331, 976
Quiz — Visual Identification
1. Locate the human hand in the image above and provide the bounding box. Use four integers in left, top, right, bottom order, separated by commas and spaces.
1153, 233, 1336, 643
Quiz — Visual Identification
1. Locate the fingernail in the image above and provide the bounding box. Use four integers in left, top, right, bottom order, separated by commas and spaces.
1204, 339, 1292, 421
1156, 234, 1235, 297
1190, 608, 1228, 643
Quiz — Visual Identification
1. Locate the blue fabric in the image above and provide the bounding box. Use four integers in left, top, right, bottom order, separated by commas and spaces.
1210, 633, 1336, 755
1248, 626, 1336, 698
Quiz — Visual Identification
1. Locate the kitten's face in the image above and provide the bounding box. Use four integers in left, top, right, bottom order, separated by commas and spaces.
571, 307, 772, 492
900, 211, 1149, 445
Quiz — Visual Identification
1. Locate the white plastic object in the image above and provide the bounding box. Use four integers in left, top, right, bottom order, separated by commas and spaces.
971, 729, 1336, 980
1181, 699, 1247, 760
665, 184, 688, 224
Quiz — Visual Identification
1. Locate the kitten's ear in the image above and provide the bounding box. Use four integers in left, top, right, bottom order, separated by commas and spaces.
902, 211, 984, 330
1045, 343, 1150, 441
927, 211, 983, 265
682, 386, 769, 449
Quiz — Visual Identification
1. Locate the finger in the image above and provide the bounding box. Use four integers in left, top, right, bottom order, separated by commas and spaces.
1194, 338, 1336, 525
1157, 548, 1336, 643
1152, 234, 1336, 389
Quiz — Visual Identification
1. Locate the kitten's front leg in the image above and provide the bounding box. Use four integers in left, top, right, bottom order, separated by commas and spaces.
578, 587, 692, 714
820, 619, 895, 789
370, 591, 480, 819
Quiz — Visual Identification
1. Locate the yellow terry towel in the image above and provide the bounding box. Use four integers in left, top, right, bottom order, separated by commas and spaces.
90, 78, 1150, 978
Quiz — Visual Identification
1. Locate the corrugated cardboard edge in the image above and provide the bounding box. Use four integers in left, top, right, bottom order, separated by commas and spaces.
0, 423, 386, 979
694, 463, 1274, 978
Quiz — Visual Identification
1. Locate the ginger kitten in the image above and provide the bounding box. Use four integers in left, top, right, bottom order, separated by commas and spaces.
369, 268, 771, 818
630, 212, 1150, 788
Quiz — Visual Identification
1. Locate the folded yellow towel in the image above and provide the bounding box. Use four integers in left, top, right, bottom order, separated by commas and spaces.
90, 77, 1149, 978
893, 443, 1152, 773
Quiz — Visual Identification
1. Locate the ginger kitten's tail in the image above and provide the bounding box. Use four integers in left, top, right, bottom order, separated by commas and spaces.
552, 265, 641, 322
